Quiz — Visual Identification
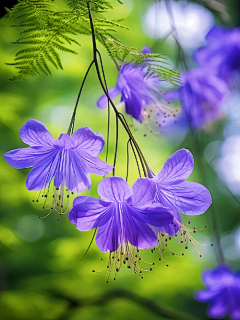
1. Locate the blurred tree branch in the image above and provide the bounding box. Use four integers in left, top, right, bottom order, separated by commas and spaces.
49, 289, 204, 320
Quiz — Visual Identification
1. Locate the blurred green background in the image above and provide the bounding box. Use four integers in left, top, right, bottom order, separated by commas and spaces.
0, 1, 240, 319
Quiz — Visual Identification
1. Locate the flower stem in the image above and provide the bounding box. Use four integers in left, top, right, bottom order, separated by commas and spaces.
87, 2, 150, 177
67, 60, 94, 136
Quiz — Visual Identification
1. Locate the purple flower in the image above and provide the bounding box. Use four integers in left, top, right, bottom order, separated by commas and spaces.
69, 176, 173, 253
195, 265, 240, 319
4, 119, 113, 212
148, 149, 212, 236
164, 68, 228, 129
97, 46, 164, 122
195, 26, 240, 84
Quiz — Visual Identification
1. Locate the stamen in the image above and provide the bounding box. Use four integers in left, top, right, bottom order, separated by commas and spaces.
92, 242, 155, 282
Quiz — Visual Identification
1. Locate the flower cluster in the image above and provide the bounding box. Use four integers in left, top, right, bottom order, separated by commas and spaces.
4, 121, 212, 279
69, 148, 212, 278
195, 265, 240, 319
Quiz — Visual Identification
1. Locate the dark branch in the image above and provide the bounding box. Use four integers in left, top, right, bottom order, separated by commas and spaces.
49, 289, 203, 320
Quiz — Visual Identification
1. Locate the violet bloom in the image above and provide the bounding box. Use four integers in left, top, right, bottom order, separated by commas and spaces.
195, 26, 240, 84
148, 149, 212, 236
69, 177, 173, 273
97, 46, 164, 122
4, 119, 113, 213
195, 265, 240, 319
164, 68, 228, 129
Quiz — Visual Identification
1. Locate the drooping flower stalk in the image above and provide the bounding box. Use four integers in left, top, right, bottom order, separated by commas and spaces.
87, 2, 150, 177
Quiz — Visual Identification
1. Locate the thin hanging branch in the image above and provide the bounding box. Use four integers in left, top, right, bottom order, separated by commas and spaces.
87, 1, 151, 177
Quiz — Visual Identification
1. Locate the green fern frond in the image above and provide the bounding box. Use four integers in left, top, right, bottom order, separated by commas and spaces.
6, 0, 180, 85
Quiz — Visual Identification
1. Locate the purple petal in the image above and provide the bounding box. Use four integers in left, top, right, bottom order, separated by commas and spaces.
205, 26, 227, 43
3, 146, 51, 169
132, 203, 174, 228
71, 127, 105, 156
64, 150, 91, 193
123, 205, 158, 249
207, 297, 228, 319
97, 177, 133, 202
131, 178, 156, 206
153, 149, 194, 185
96, 218, 115, 253
163, 209, 182, 236
141, 45, 151, 54
54, 133, 75, 149
156, 181, 212, 215
69, 197, 113, 231
69, 196, 89, 224
75, 149, 113, 176
194, 289, 218, 302
20, 119, 55, 147
202, 265, 232, 287
231, 308, 240, 320
97, 87, 120, 109
26, 149, 59, 190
